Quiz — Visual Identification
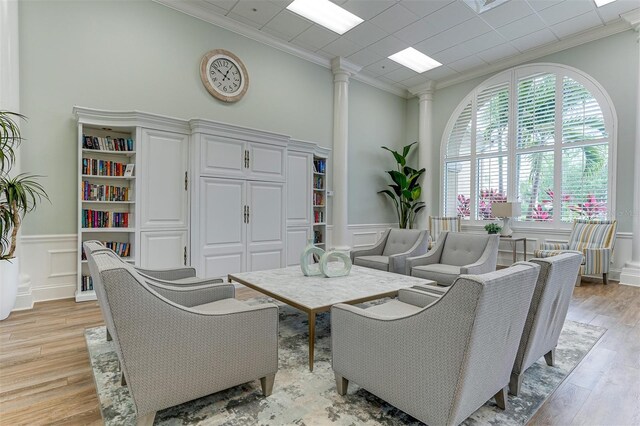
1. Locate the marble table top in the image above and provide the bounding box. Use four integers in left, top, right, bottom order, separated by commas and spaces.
229, 264, 434, 312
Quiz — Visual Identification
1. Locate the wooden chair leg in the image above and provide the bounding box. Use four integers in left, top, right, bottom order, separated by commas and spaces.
603, 273, 608, 285
509, 373, 523, 396
544, 348, 555, 367
260, 374, 275, 397
494, 386, 508, 410
335, 374, 349, 396
136, 412, 155, 426
575, 270, 582, 287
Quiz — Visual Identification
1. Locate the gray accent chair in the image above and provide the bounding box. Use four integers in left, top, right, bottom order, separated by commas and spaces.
510, 252, 583, 395
87, 251, 279, 425
406, 232, 499, 285
331, 262, 540, 426
349, 228, 429, 274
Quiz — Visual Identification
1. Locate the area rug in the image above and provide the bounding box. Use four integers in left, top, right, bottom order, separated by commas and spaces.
85, 298, 605, 425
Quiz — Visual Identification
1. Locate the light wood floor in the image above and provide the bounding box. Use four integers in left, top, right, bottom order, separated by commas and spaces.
1, 281, 638, 425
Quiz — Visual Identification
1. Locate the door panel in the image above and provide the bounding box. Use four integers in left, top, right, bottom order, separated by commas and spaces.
248, 143, 285, 182
248, 250, 283, 272
200, 135, 246, 178
140, 230, 187, 269
139, 129, 189, 229
287, 151, 311, 227
247, 181, 285, 270
287, 227, 310, 266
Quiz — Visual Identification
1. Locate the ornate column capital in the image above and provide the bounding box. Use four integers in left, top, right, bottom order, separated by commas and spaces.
331, 57, 361, 80
409, 80, 435, 101
622, 9, 640, 39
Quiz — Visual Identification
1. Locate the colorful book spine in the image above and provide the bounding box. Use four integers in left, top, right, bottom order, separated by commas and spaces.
81, 181, 129, 201
82, 159, 128, 177
82, 135, 134, 152
82, 210, 130, 228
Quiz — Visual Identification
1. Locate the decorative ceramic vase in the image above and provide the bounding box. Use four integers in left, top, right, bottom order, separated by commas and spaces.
300, 239, 325, 276
319, 250, 352, 278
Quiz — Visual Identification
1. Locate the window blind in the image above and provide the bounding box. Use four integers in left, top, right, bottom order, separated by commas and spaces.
476, 83, 509, 155
562, 76, 607, 144
561, 145, 608, 221
516, 151, 554, 222
444, 160, 471, 219
446, 102, 472, 158
476, 156, 508, 220
517, 73, 555, 149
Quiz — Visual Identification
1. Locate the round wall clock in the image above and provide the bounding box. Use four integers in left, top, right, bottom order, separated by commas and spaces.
200, 49, 249, 103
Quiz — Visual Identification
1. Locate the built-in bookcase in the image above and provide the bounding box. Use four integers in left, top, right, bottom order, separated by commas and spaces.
312, 155, 327, 248
77, 126, 137, 301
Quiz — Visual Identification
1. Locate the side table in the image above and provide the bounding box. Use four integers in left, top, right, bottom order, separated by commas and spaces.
500, 236, 527, 264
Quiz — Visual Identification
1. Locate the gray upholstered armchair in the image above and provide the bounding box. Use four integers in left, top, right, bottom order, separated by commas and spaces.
87, 251, 279, 425
510, 252, 582, 395
331, 263, 540, 425
406, 232, 499, 285
349, 228, 429, 274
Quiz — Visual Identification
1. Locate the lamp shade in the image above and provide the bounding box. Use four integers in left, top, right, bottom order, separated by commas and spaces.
491, 202, 521, 218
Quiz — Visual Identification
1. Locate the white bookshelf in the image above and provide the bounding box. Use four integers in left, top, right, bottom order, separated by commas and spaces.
77, 125, 137, 301
312, 155, 327, 248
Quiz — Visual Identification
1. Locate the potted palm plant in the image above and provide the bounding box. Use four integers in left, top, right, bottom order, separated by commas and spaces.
1, 111, 49, 320
378, 142, 426, 229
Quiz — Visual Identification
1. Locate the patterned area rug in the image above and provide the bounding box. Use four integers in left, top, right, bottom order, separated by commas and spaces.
85, 298, 605, 425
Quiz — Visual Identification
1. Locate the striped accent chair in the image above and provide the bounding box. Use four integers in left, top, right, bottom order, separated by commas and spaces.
534, 219, 617, 285
428, 216, 461, 249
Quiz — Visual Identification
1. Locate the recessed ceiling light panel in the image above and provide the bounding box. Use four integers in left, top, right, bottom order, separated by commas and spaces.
463, 0, 511, 14
388, 47, 442, 73
594, 0, 617, 7
286, 0, 364, 35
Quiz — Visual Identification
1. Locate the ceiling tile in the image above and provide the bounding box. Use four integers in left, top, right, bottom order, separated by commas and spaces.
384, 66, 419, 82
321, 37, 363, 57
497, 13, 547, 40
340, 0, 397, 20
370, 4, 420, 34
422, 65, 458, 80
401, 73, 431, 87
263, 10, 313, 41
229, 0, 284, 27
342, 21, 388, 47
428, 43, 474, 64
448, 55, 487, 73
364, 58, 402, 76
417, 17, 493, 55
368, 35, 408, 57
394, 1, 476, 45
204, 0, 240, 12
595, 0, 640, 23
377, 75, 410, 89
551, 10, 603, 39
526, 0, 564, 12
476, 43, 520, 63
479, 0, 533, 28
399, 0, 456, 18
463, 30, 507, 53
227, 12, 264, 29
510, 28, 557, 52
291, 25, 339, 51
347, 48, 384, 67
536, 0, 595, 26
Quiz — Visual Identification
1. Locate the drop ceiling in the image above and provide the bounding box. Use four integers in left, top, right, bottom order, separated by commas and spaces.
157, 0, 639, 95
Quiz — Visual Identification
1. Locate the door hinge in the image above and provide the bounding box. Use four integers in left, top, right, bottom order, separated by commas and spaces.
244, 150, 250, 168
184, 171, 188, 191
246, 205, 250, 224
184, 246, 187, 266
243, 205, 248, 223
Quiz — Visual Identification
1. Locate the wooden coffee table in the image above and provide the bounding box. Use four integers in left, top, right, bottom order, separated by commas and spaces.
228, 264, 434, 371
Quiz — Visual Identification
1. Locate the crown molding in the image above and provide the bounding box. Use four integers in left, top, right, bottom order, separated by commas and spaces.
409, 80, 435, 96
153, 0, 407, 98
434, 17, 634, 91
622, 9, 640, 30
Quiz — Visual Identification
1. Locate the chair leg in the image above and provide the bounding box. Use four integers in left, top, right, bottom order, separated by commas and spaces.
136, 412, 156, 426
575, 270, 582, 287
106, 329, 113, 342
121, 373, 127, 386
603, 273, 608, 285
260, 374, 275, 397
494, 386, 508, 410
509, 373, 523, 396
544, 348, 555, 367
335, 374, 349, 396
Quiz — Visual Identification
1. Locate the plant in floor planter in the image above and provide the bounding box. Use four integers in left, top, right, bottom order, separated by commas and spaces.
378, 142, 425, 229
1, 111, 49, 320
484, 223, 502, 235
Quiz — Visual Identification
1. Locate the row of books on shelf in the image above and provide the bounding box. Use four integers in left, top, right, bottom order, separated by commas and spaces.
83, 135, 134, 151
313, 230, 324, 244
81, 241, 131, 260
82, 181, 130, 202
82, 158, 134, 177
82, 210, 130, 228
314, 210, 325, 223
313, 159, 326, 174
81, 275, 94, 291
313, 193, 324, 206
313, 175, 324, 190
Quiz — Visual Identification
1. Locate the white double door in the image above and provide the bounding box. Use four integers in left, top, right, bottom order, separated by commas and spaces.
198, 177, 285, 278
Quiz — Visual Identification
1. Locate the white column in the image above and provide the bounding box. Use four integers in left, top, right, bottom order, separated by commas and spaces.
410, 81, 435, 230
620, 11, 640, 286
331, 58, 359, 250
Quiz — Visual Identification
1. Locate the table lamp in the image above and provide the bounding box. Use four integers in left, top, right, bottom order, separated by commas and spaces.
491, 202, 521, 237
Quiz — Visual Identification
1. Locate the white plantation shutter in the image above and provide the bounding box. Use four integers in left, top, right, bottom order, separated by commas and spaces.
476, 83, 509, 154
443, 161, 471, 219
442, 64, 612, 227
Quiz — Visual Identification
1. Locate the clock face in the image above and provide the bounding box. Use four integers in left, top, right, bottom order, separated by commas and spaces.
200, 49, 249, 103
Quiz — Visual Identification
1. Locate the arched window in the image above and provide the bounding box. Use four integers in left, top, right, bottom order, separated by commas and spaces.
441, 63, 616, 227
